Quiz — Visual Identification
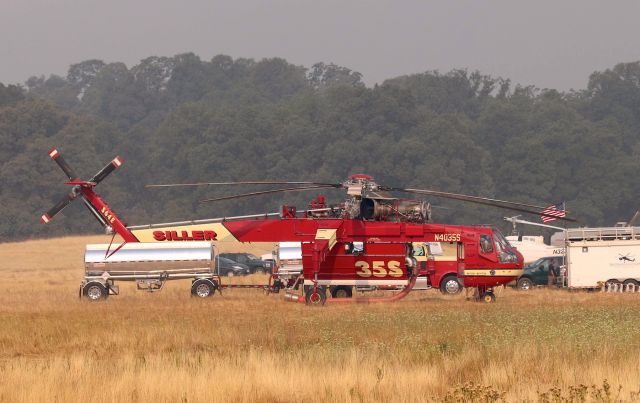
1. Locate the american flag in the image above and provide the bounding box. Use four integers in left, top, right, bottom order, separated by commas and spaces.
541, 203, 566, 223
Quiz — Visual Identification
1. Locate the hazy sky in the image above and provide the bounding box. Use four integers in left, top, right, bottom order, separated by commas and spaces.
2, 0, 639, 91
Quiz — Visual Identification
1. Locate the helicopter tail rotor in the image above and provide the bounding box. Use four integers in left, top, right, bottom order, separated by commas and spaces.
41, 149, 124, 224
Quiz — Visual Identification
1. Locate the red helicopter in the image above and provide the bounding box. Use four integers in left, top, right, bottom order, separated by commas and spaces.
41, 149, 574, 303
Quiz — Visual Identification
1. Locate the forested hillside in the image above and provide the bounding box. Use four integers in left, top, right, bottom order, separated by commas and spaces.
2, 54, 640, 241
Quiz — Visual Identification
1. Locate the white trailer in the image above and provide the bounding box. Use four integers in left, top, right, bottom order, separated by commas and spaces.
566, 226, 640, 288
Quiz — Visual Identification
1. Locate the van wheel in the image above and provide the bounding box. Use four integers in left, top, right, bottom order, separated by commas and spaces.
517, 278, 533, 291
304, 285, 327, 306
330, 286, 353, 298
84, 282, 107, 301
439, 275, 461, 295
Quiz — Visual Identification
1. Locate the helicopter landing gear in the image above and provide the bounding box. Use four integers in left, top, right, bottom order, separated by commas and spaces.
472, 286, 497, 303
304, 285, 327, 306
481, 292, 496, 303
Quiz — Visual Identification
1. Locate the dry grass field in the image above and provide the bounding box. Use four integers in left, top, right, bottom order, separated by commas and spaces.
2, 236, 640, 402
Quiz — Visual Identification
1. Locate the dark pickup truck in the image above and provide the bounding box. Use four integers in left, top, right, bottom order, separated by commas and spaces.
219, 252, 270, 274
516, 256, 565, 290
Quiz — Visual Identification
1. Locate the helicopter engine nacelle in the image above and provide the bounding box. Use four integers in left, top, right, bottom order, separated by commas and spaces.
359, 198, 431, 223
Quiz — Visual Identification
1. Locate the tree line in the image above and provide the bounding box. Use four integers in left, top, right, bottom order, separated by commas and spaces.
2, 54, 640, 241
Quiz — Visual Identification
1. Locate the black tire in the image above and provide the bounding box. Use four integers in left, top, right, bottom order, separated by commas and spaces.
439, 275, 462, 295
304, 285, 327, 306
226, 270, 235, 277
255, 267, 266, 275
517, 277, 533, 291
481, 292, 496, 303
330, 285, 353, 298
83, 282, 107, 301
191, 279, 216, 298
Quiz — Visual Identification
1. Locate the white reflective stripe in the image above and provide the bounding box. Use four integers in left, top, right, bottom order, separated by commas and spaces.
49, 149, 59, 158
112, 157, 122, 167
41, 214, 50, 223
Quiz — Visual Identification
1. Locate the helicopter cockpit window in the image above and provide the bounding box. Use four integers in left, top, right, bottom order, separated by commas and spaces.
493, 231, 518, 263
480, 235, 494, 253
345, 242, 364, 254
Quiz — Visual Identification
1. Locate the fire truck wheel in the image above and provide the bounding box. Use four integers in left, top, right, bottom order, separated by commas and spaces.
304, 285, 327, 306
439, 275, 462, 295
191, 280, 215, 298
623, 279, 638, 286
330, 286, 353, 298
481, 292, 496, 303
84, 282, 107, 301
517, 278, 533, 291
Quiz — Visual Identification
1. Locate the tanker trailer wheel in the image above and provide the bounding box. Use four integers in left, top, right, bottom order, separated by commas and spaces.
439, 275, 462, 295
330, 285, 353, 298
517, 278, 533, 291
191, 280, 216, 298
83, 282, 108, 301
304, 285, 327, 306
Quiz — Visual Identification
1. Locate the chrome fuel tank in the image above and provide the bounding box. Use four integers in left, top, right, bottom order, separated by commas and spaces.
85, 242, 214, 277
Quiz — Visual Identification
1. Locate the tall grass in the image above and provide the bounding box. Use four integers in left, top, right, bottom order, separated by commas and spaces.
1, 236, 640, 402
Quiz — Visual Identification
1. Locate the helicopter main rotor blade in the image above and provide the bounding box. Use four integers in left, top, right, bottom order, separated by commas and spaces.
148, 181, 343, 188
199, 185, 337, 203
390, 187, 576, 222
388, 187, 548, 210
497, 203, 577, 222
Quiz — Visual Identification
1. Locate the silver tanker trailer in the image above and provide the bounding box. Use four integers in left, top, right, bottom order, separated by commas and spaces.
81, 241, 219, 300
